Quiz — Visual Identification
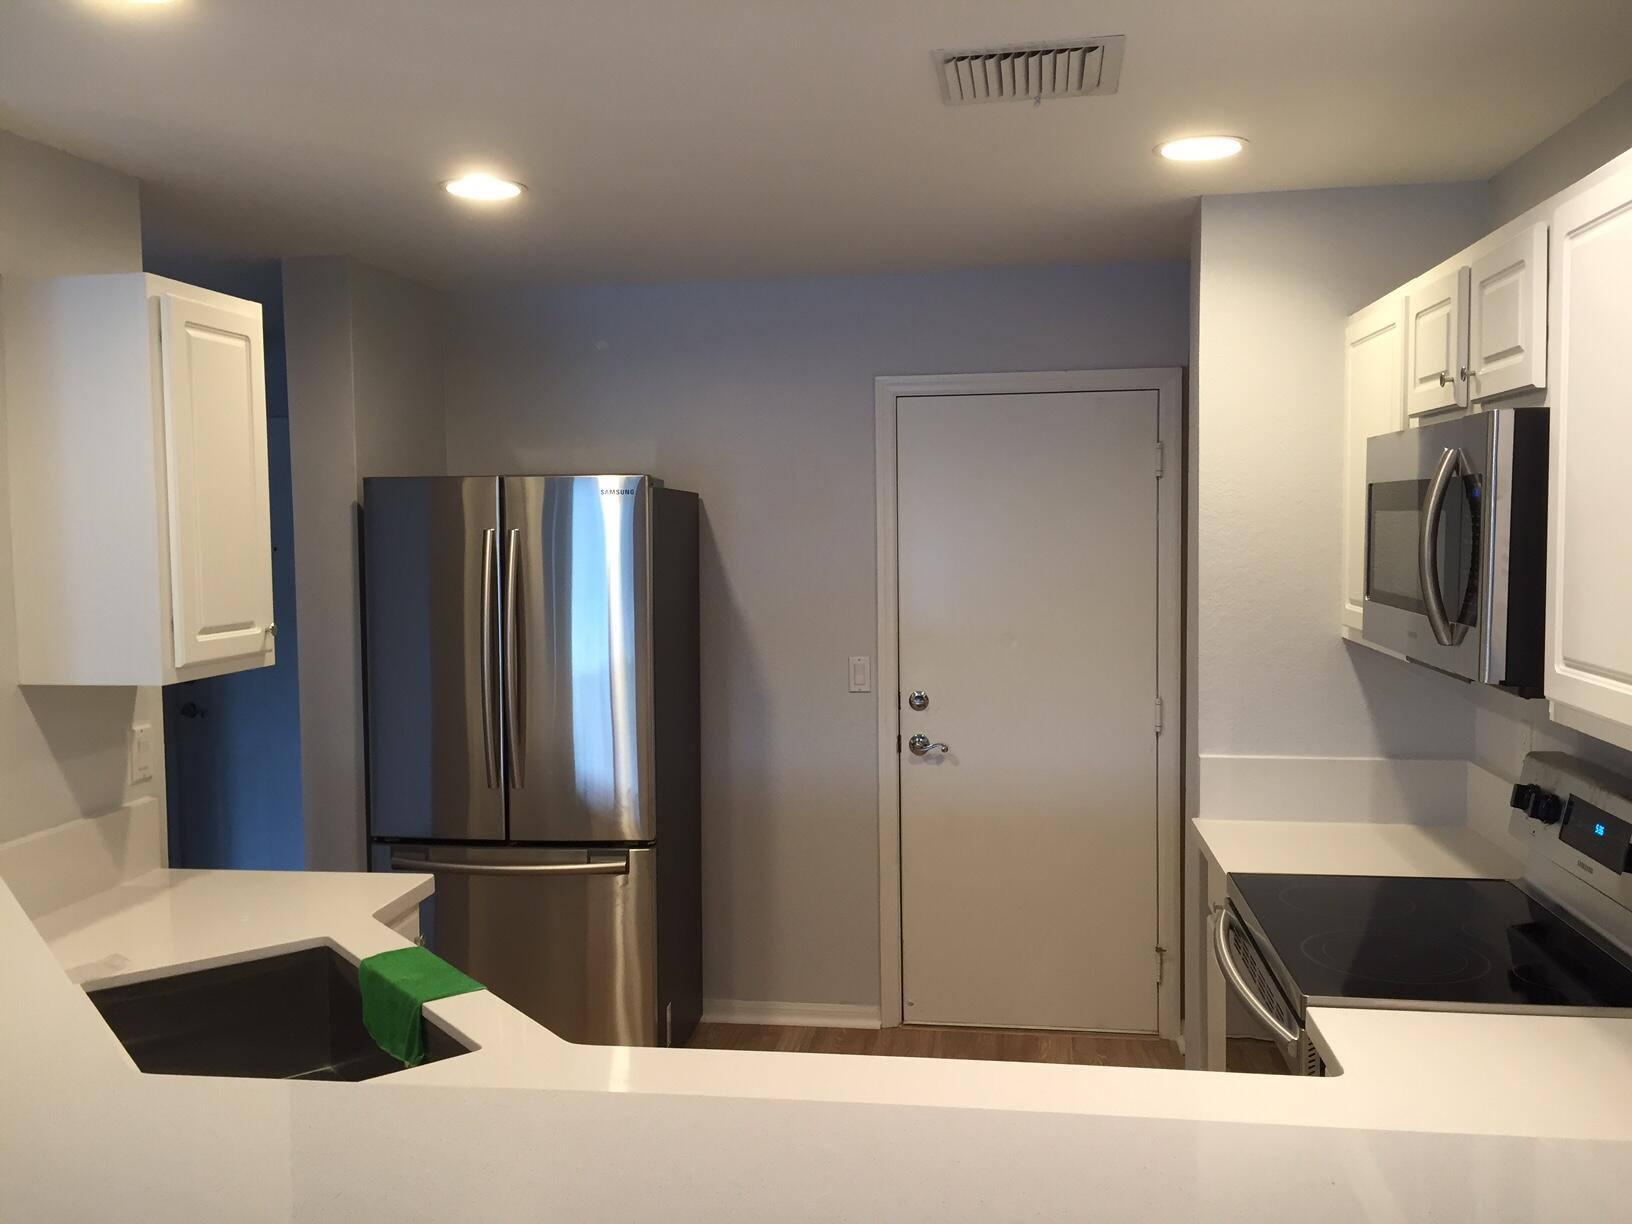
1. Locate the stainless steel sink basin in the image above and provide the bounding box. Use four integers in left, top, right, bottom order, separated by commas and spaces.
86, 945, 471, 1081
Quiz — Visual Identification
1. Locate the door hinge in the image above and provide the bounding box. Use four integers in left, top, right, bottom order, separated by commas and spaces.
1154, 441, 1165, 478
1154, 696, 1164, 734
1155, 945, 1166, 985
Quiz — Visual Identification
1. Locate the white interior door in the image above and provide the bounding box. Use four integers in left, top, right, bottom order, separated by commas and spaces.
159, 289, 275, 669
896, 390, 1161, 1033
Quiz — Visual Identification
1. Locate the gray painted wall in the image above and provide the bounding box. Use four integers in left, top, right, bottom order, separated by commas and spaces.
1490, 80, 1632, 228
443, 262, 1191, 1010
283, 257, 447, 870
0, 130, 167, 848
1192, 184, 1493, 766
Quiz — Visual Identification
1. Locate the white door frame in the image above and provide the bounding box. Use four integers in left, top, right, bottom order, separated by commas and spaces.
875, 368, 1185, 1039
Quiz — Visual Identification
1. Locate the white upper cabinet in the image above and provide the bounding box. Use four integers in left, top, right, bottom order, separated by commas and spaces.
1405, 267, 1470, 416
1340, 294, 1407, 632
1545, 164, 1632, 737
158, 292, 274, 669
1468, 221, 1548, 402
3, 274, 275, 685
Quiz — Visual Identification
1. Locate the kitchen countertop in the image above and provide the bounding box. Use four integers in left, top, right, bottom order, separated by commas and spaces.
6, 827, 1632, 1221
1190, 817, 1524, 879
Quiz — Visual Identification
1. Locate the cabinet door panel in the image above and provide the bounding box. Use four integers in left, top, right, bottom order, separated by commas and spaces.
1548, 168, 1632, 728
159, 291, 274, 669
1469, 222, 1548, 401
1405, 267, 1469, 416
1342, 296, 1406, 630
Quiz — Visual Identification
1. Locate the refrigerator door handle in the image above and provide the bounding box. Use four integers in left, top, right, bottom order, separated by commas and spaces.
503, 526, 525, 788
388, 853, 627, 877
480, 527, 499, 788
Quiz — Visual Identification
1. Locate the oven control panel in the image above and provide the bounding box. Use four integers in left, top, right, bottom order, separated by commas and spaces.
1558, 796, 1632, 873
1510, 781, 1565, 826
1510, 753, 1632, 905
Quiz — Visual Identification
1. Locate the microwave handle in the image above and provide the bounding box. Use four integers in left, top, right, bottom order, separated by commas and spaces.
1419, 446, 1465, 647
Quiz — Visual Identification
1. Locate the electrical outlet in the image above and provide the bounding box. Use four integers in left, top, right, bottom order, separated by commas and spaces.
128, 722, 154, 784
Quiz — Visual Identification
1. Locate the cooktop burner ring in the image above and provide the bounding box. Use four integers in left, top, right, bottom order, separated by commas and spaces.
1297, 928, 1495, 988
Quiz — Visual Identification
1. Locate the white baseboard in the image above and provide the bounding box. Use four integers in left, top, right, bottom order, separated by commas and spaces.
0, 797, 163, 920
702, 998, 882, 1029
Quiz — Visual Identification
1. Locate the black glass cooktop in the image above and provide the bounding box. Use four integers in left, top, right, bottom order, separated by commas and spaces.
1230, 874, 1632, 1010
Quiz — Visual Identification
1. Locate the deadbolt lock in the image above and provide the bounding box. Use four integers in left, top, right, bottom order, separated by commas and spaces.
908, 690, 929, 711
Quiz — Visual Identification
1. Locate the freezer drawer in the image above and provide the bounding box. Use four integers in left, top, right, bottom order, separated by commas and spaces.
384, 844, 660, 1046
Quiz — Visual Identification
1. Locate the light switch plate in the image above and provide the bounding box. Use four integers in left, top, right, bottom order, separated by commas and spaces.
848, 656, 871, 693
129, 722, 154, 784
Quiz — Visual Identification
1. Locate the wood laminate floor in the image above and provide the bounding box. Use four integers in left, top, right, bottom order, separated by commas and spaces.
688, 1022, 1288, 1075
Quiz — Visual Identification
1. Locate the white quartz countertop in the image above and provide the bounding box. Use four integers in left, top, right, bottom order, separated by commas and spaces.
1191, 816, 1524, 878
6, 832, 1632, 1221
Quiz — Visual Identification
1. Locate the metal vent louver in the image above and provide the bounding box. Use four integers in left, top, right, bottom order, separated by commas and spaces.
935, 36, 1124, 105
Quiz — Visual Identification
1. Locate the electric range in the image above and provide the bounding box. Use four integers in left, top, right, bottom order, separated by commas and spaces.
1214, 751, 1632, 1074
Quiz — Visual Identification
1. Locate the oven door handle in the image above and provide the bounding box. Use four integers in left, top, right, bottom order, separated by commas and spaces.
1419, 445, 1467, 647
1211, 905, 1300, 1045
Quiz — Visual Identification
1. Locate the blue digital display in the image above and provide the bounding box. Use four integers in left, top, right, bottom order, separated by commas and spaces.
1561, 795, 1631, 871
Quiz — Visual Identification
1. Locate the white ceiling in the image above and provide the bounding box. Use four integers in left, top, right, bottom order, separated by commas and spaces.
2, 0, 1631, 289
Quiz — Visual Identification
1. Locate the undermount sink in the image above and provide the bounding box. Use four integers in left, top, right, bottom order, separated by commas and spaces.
86, 945, 471, 1082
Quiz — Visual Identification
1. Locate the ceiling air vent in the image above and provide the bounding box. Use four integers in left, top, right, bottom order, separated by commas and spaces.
934, 36, 1125, 105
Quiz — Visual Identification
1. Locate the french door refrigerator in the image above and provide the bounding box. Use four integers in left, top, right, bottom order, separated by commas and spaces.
362, 475, 700, 1048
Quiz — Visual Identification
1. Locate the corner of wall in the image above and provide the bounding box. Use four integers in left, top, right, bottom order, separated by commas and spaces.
0, 130, 165, 877
1489, 79, 1632, 229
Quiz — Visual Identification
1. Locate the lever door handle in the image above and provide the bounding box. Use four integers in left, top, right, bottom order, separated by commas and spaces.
907, 734, 949, 756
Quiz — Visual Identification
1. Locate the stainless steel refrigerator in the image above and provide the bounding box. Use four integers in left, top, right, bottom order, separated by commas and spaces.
362, 475, 700, 1048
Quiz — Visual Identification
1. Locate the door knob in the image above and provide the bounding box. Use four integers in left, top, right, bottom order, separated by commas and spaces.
907, 733, 949, 756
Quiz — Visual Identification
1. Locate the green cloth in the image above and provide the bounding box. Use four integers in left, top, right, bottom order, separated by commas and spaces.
359, 946, 483, 1067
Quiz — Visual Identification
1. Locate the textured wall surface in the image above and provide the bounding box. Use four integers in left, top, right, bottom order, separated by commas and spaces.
1192, 184, 1493, 766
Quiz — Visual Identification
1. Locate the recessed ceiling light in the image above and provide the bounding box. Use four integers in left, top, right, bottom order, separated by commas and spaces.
443, 174, 526, 202
1157, 136, 1246, 162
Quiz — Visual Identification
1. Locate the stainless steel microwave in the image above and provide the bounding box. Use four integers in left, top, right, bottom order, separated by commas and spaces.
1362, 408, 1548, 694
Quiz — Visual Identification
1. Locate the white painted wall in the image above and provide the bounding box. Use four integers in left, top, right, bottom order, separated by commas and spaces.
1191, 185, 1492, 779
0, 129, 167, 850
443, 263, 1191, 1011
283, 257, 446, 870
